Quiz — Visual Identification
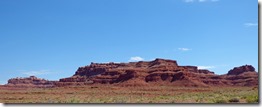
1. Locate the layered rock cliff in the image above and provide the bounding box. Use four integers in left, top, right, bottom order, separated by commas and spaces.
57, 58, 258, 87
7, 76, 54, 87
6, 58, 258, 87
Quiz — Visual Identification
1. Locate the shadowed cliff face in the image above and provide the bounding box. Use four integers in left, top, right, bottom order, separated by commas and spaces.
7, 58, 258, 87
227, 65, 255, 75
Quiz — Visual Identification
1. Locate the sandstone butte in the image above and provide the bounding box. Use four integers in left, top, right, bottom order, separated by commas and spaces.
6, 58, 258, 87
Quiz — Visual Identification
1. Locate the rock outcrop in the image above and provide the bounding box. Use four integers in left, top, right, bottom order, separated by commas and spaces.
6, 58, 258, 87
58, 58, 258, 87
227, 65, 255, 75
7, 76, 55, 87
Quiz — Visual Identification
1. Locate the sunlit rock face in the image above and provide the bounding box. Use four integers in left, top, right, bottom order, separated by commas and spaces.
58, 58, 258, 87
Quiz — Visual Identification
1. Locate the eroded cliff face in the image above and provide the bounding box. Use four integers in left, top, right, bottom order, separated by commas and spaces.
6, 58, 258, 87
227, 65, 255, 75
7, 76, 54, 87
57, 58, 258, 87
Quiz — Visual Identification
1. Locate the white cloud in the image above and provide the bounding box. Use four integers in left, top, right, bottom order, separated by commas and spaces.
197, 66, 215, 69
0, 81, 5, 85
199, 0, 207, 2
128, 56, 144, 62
244, 23, 258, 27
183, 0, 219, 3
22, 70, 51, 76
178, 48, 191, 51
184, 0, 195, 3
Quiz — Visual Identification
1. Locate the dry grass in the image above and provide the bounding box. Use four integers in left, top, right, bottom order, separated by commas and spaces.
0, 85, 258, 103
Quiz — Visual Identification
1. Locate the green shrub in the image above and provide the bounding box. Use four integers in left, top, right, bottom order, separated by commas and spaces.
69, 98, 80, 103
214, 99, 227, 103
246, 95, 259, 103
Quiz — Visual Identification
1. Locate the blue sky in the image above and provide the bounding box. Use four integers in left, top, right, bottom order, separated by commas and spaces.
0, 0, 258, 84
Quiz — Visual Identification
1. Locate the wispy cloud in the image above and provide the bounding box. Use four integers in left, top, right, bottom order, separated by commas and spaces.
197, 66, 215, 69
183, 0, 219, 3
22, 70, 51, 76
128, 56, 144, 62
184, 0, 195, 3
0, 81, 6, 85
178, 48, 191, 51
199, 0, 207, 2
244, 23, 258, 27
